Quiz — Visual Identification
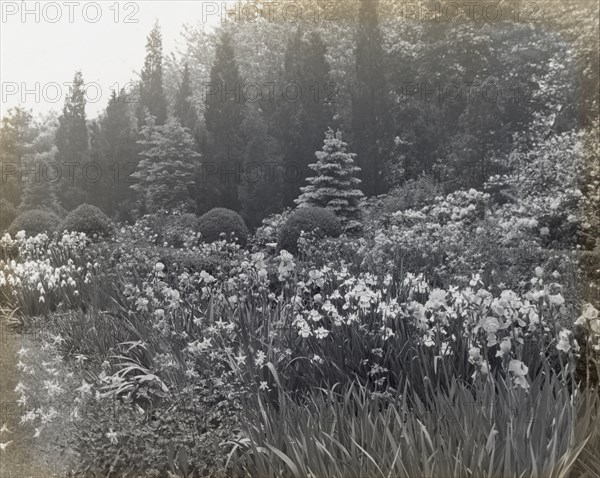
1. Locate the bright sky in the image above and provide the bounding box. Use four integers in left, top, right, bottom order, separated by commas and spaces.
0, 1, 224, 120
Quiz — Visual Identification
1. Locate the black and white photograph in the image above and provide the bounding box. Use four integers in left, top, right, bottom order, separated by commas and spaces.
0, 0, 599, 476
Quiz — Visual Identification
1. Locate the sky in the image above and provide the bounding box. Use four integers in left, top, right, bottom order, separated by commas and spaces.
0, 1, 224, 120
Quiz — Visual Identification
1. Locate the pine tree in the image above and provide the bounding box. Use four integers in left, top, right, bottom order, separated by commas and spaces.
203, 28, 244, 212
131, 116, 200, 213
295, 128, 364, 230
137, 22, 168, 126
55, 70, 89, 210
352, 0, 391, 196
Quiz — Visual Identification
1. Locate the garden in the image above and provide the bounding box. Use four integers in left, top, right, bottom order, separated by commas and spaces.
1, 0, 599, 476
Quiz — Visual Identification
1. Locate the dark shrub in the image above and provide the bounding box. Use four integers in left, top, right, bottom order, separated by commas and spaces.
8, 209, 60, 237
278, 207, 342, 254
61, 204, 113, 238
198, 208, 248, 246
0, 199, 17, 232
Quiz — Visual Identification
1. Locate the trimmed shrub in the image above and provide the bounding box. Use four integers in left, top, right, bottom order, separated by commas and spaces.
278, 207, 342, 254
8, 209, 60, 237
61, 204, 113, 238
0, 199, 17, 232
198, 208, 248, 246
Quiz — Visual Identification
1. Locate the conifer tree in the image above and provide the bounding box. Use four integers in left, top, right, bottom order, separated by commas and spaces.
55, 70, 89, 210
203, 28, 244, 211
137, 22, 168, 126
174, 63, 198, 137
279, 27, 333, 207
352, 0, 391, 196
296, 128, 364, 230
132, 116, 200, 213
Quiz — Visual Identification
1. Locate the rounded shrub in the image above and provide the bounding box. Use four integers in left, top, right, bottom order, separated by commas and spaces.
8, 209, 60, 237
198, 208, 248, 245
0, 199, 17, 232
61, 203, 113, 238
278, 207, 342, 254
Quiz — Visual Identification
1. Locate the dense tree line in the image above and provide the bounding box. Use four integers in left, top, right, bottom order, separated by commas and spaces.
0, 0, 597, 229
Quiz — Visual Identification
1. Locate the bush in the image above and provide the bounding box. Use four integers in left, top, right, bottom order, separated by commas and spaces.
198, 208, 248, 245
159, 213, 200, 248
61, 203, 113, 239
383, 175, 442, 215
8, 209, 60, 237
0, 198, 17, 232
278, 207, 342, 254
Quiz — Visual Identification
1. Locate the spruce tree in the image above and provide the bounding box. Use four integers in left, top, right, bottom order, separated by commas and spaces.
295, 128, 364, 230
55, 70, 89, 210
137, 22, 168, 126
132, 116, 200, 213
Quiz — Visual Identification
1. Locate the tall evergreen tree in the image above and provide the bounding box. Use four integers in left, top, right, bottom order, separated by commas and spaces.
100, 90, 139, 218
296, 128, 364, 231
174, 62, 200, 148
55, 70, 89, 210
279, 27, 333, 207
87, 91, 139, 218
352, 0, 391, 196
203, 28, 245, 212
137, 22, 168, 126
239, 104, 284, 228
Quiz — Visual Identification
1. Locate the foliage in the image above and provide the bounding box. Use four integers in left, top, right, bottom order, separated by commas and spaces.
132, 116, 201, 213
0, 198, 17, 232
198, 207, 249, 246
278, 207, 342, 254
8, 209, 61, 238
202, 28, 245, 212
137, 22, 168, 126
352, 0, 392, 196
0, 107, 36, 208
89, 89, 139, 220
295, 128, 364, 232
61, 203, 113, 239
278, 27, 334, 207
382, 174, 443, 215
55, 70, 89, 210
3, 212, 599, 477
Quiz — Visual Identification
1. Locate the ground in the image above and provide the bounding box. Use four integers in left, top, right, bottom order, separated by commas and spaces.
0, 313, 60, 478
